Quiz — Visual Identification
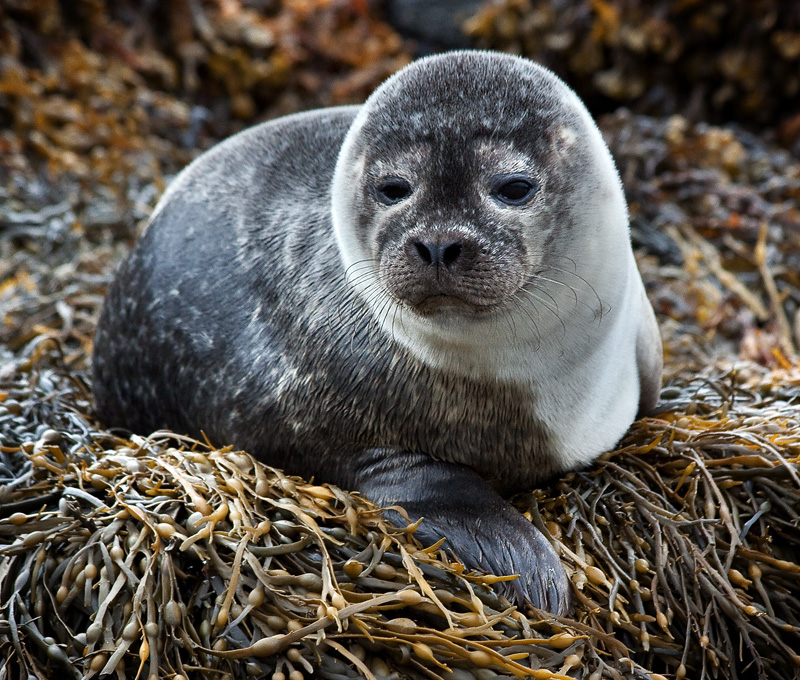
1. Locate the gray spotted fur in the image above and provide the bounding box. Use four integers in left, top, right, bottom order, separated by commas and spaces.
93, 52, 663, 615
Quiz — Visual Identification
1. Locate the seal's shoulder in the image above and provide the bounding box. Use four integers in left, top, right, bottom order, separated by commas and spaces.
157, 105, 362, 211
215, 105, 361, 160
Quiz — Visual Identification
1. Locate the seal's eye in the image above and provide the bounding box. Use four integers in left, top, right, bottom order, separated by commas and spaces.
375, 178, 412, 205
492, 176, 538, 206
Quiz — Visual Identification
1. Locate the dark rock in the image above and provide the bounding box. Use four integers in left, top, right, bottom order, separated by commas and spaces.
385, 0, 484, 50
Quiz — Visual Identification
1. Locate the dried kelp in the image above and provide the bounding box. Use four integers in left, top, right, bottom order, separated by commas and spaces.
3, 4, 800, 679
465, 0, 800, 144
0, 0, 410, 191
600, 110, 800, 376
537, 366, 800, 679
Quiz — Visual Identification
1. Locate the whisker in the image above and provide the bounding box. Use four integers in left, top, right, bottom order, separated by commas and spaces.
526, 274, 579, 308
515, 292, 560, 347
497, 299, 519, 347
530, 265, 604, 318
503, 297, 542, 351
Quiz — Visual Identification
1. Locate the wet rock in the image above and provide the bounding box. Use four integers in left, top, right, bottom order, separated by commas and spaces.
386, 0, 484, 49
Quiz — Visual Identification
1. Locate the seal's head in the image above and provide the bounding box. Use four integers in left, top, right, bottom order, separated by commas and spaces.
331, 51, 629, 371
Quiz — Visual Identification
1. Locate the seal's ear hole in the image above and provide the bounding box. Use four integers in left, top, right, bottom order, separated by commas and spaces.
492, 176, 538, 206
375, 178, 412, 205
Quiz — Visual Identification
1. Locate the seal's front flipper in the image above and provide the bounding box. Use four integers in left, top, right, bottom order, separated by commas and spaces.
349, 449, 573, 616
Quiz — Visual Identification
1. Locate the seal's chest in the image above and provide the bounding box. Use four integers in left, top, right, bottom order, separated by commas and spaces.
375, 369, 555, 489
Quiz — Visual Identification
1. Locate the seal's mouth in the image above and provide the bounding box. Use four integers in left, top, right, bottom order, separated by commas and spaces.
376, 227, 527, 320
409, 293, 497, 318
380, 264, 517, 318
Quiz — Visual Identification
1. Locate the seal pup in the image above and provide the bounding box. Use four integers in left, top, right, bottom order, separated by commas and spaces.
93, 51, 663, 616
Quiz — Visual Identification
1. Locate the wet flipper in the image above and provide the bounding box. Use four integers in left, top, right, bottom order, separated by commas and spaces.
348, 448, 573, 616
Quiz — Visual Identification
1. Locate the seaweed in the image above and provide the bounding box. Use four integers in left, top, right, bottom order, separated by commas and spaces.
2, 2, 800, 678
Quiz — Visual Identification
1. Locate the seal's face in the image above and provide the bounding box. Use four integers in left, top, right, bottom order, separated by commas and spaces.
332, 51, 628, 370
365, 140, 536, 318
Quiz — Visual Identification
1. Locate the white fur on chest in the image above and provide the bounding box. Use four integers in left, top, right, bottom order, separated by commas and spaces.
390, 255, 645, 470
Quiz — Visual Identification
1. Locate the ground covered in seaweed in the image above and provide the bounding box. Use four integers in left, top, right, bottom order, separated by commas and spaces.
2, 2, 800, 680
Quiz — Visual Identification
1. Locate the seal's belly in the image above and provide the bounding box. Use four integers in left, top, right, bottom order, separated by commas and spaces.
389, 379, 554, 491
291, 342, 560, 493
401, 419, 556, 493
224, 298, 561, 494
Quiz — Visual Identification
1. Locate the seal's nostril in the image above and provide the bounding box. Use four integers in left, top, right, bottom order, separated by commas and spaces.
442, 242, 461, 266
413, 239, 462, 267
414, 241, 432, 264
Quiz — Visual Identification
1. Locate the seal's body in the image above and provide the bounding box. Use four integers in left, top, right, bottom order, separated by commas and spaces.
93, 52, 662, 615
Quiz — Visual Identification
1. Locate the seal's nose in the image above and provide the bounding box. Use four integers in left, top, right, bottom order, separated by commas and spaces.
411, 238, 463, 267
